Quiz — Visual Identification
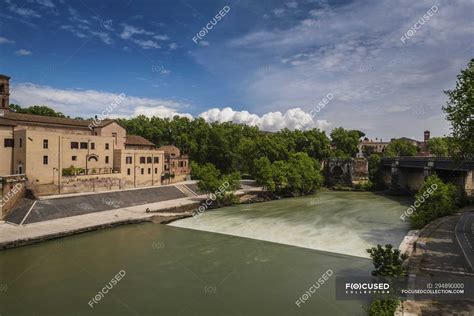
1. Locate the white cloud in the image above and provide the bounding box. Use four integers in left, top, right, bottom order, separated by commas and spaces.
15, 49, 32, 56
273, 8, 285, 17
169, 43, 178, 50
154, 35, 169, 41
120, 24, 153, 39
10, 83, 190, 119
199, 41, 210, 47
35, 0, 55, 8
0, 37, 14, 44
199, 107, 331, 132
198, 0, 473, 139
285, 1, 298, 9
10, 83, 331, 132
6, 0, 41, 18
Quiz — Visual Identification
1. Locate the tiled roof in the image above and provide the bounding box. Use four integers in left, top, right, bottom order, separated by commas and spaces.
3, 111, 114, 129
125, 135, 155, 147
0, 117, 16, 126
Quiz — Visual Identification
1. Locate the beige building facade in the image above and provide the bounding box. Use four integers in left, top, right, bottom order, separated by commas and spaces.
0, 74, 189, 196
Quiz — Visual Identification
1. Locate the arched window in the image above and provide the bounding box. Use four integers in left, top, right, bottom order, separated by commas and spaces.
87, 155, 99, 162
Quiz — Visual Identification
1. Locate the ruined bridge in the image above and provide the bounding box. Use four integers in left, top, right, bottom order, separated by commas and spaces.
381, 157, 474, 196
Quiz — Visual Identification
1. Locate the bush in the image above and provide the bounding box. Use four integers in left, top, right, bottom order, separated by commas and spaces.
410, 175, 458, 229
368, 298, 400, 316
354, 180, 374, 191
366, 244, 408, 277
62, 165, 85, 176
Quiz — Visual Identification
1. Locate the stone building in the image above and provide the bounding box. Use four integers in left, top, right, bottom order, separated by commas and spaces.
158, 145, 191, 184
0, 74, 190, 196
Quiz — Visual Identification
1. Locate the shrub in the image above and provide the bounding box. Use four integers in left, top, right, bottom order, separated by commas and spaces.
366, 244, 408, 277
368, 298, 400, 316
410, 175, 458, 229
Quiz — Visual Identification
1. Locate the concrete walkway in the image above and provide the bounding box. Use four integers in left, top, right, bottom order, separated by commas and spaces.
0, 194, 206, 249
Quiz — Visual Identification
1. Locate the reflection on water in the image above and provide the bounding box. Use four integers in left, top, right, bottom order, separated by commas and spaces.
0, 191, 410, 315
170, 191, 411, 258
1, 223, 371, 315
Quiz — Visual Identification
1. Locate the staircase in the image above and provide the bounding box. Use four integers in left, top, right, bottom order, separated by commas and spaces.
175, 184, 199, 197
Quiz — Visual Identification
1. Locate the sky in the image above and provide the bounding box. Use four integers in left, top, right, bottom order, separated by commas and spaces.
0, 0, 473, 140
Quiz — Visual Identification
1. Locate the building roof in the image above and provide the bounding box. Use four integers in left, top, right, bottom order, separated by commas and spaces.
0, 117, 16, 126
0, 74, 11, 80
3, 111, 115, 129
125, 135, 156, 147
158, 145, 179, 151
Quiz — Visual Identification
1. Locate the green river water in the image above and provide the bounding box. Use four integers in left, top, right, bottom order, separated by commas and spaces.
0, 191, 411, 315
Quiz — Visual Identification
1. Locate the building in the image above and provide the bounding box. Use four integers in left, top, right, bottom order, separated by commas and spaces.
158, 145, 191, 184
0, 74, 190, 196
357, 138, 390, 158
357, 131, 432, 158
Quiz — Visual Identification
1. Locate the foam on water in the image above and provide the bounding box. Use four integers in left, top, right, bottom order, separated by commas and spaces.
169, 191, 411, 258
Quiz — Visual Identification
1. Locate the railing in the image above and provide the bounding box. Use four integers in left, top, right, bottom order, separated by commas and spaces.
62, 168, 117, 177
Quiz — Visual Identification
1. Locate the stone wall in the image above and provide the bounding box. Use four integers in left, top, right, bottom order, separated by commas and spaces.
0, 175, 27, 219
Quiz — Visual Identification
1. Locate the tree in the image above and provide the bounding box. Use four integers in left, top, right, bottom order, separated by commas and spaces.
330, 127, 364, 157
384, 139, 417, 157
368, 153, 384, 189
443, 59, 474, 158
427, 137, 449, 157
9, 104, 66, 117
252, 157, 275, 191
191, 162, 240, 202
410, 175, 458, 229
366, 244, 408, 277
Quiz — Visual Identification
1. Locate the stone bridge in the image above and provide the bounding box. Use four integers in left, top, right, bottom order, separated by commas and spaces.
324, 158, 369, 186
381, 157, 474, 196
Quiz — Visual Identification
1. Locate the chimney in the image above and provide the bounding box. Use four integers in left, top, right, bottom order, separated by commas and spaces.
424, 130, 430, 143
0, 74, 11, 112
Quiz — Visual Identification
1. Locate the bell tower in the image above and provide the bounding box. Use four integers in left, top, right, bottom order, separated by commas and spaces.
0, 74, 11, 112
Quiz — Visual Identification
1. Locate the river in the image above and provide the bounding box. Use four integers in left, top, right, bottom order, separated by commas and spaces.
0, 191, 411, 315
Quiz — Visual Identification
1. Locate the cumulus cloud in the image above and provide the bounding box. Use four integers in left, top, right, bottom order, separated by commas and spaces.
10, 83, 190, 119
195, 0, 473, 139
199, 107, 330, 132
10, 83, 331, 132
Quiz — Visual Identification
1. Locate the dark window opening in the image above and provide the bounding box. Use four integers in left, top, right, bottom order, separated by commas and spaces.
105, 156, 109, 164
71, 142, 79, 149
43, 156, 48, 165
80, 142, 88, 149
43, 139, 48, 149
72, 156, 77, 161
147, 157, 152, 164
4, 139, 14, 147
154, 157, 159, 163
140, 157, 145, 164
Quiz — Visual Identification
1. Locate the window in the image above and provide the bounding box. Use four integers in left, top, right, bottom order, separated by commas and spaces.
141, 168, 144, 175
148, 168, 151, 174
179, 161, 184, 167
80, 142, 88, 149
127, 168, 131, 176
72, 156, 77, 161
105, 156, 109, 164
112, 132, 117, 144
105, 143, 110, 150
126, 156, 132, 164
18, 165, 23, 174
43, 155, 48, 165
91, 143, 95, 150
19, 138, 23, 148
147, 157, 152, 164
4, 139, 14, 147
71, 142, 79, 149
43, 139, 48, 149
140, 157, 145, 164
155, 168, 158, 174
154, 157, 159, 163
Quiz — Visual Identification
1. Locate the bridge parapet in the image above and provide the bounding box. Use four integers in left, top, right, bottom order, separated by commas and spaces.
381, 157, 474, 171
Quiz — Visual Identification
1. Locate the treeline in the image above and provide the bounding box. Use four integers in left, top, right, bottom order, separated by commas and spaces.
118, 116, 363, 175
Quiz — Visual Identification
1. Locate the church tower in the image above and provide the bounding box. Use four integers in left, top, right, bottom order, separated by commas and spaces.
0, 74, 11, 112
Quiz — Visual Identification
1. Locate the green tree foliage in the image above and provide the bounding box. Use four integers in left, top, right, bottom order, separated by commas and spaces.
330, 127, 365, 157
368, 298, 400, 316
191, 161, 240, 196
427, 137, 449, 157
366, 244, 408, 277
252, 152, 323, 196
368, 153, 384, 189
410, 174, 458, 229
9, 104, 67, 117
443, 59, 474, 158
383, 139, 418, 157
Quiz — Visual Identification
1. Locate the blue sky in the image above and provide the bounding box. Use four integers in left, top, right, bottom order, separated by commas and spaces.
0, 0, 473, 139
